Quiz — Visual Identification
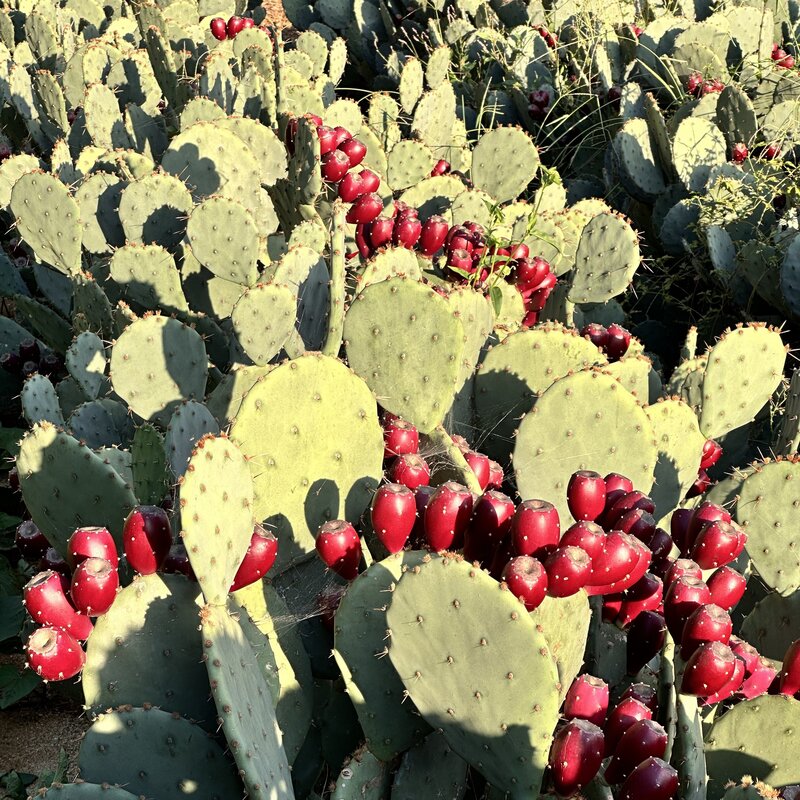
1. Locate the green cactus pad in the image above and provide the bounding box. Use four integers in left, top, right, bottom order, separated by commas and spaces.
17, 422, 137, 557
72, 273, 114, 340
333, 552, 431, 762
474, 325, 606, 464
179, 435, 254, 606
391, 732, 468, 800
605, 353, 656, 403
674, 691, 707, 800
82, 573, 212, 722
344, 277, 464, 433
21, 374, 64, 427
716, 84, 758, 149
68, 398, 135, 449
615, 117, 667, 201
217, 117, 287, 187
109, 314, 207, 426
368, 93, 401, 153
387, 140, 435, 191
398, 175, 465, 219
568, 212, 641, 304
386, 554, 560, 796
229, 354, 383, 571
514, 370, 658, 522
231, 284, 297, 366
200, 603, 295, 800
56, 376, 88, 420
37, 784, 139, 800
331, 749, 390, 800
10, 171, 82, 275
75, 172, 127, 256
110, 243, 189, 313
83, 82, 132, 150
673, 117, 726, 193
13, 295, 72, 353
740, 590, 800, 660
705, 696, 800, 799
644, 398, 706, 518
355, 248, 422, 294
164, 400, 220, 477
186, 196, 259, 285
65, 331, 107, 401
79, 706, 241, 799
699, 325, 786, 439
118, 172, 193, 250
471, 127, 540, 204
206, 365, 273, 428
131, 422, 168, 505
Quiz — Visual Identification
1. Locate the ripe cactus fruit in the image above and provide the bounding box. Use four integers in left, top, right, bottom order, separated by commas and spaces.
779, 639, 800, 697
582, 322, 609, 349
162, 545, 196, 581
648, 528, 673, 561
567, 470, 606, 522
229, 525, 278, 592
463, 450, 490, 490
738, 657, 778, 699
339, 138, 367, 168
346, 193, 383, 224
605, 719, 668, 785
338, 172, 366, 203
626, 611, 666, 675
664, 575, 711, 641
688, 501, 731, 542
501, 556, 548, 610
603, 490, 655, 528
511, 499, 560, 557
393, 216, 422, 249
67, 526, 118, 569
679, 603, 733, 660
604, 697, 653, 755
418, 216, 449, 256
487, 460, 504, 490
588, 531, 640, 585
15, 520, 49, 563
390, 454, 431, 490
423, 482, 474, 551
465, 490, 515, 561
370, 483, 416, 554
322, 150, 351, 183
616, 573, 663, 627
315, 520, 361, 580
690, 520, 746, 569
544, 545, 592, 597
26, 626, 85, 681
430, 159, 450, 176
670, 509, 694, 552
40, 548, 70, 580
605, 324, 631, 361
702, 655, 745, 705
383, 417, 419, 458
560, 521, 605, 560
665, 558, 703, 586
563, 674, 609, 727
23, 571, 93, 640
620, 683, 658, 713
226, 15, 245, 37
547, 719, 605, 797
70, 557, 118, 616
210, 17, 227, 40
681, 641, 737, 697
618, 757, 678, 800
615, 509, 657, 543
604, 473, 634, 510
122, 506, 172, 576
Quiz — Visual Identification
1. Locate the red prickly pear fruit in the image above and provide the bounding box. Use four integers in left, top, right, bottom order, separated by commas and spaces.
616, 573, 663, 628
67, 526, 118, 569
515, 256, 551, 292
511, 499, 560, 557
316, 125, 338, 154
162, 545, 196, 580
524, 272, 556, 311
621, 683, 658, 713
488, 537, 515, 580
700, 439, 723, 470
23, 571, 93, 640
230, 525, 279, 592
487, 460, 504, 490
315, 520, 361, 580
70, 557, 119, 616
464, 490, 516, 562
418, 216, 449, 256
706, 566, 747, 611
648, 528, 674, 561
567, 470, 606, 522
679, 603, 733, 660
19, 338, 40, 362
359, 169, 381, 193
588, 531, 641, 585
332, 126, 351, 147
763, 143, 781, 159
728, 636, 760, 673
346, 193, 383, 225
521, 310, 539, 328
681, 641, 737, 697
665, 558, 703, 586
603, 697, 653, 755
605, 324, 631, 360
509, 243, 529, 260
560, 521, 606, 560
464, 450, 490, 490
626, 611, 666, 675
605, 719, 668, 785
447, 248, 472, 272
670, 508, 694, 553
687, 469, 711, 497
649, 556, 673, 581
501, 556, 548, 611
430, 159, 450, 176
563, 674, 609, 727
618, 757, 678, 800
338, 172, 364, 203
581, 322, 609, 350
664, 575, 711, 641
390, 453, 430, 490
585, 537, 651, 596
123, 506, 172, 575
423, 482, 474, 551
383, 417, 419, 458
603, 594, 623, 622
702, 655, 745, 705
603, 490, 655, 529
393, 216, 422, 249
687, 501, 731, 543
409, 485, 436, 546
603, 473, 634, 510
355, 224, 372, 259
226, 15, 245, 37
26, 626, 85, 682
738, 656, 778, 700
368, 216, 394, 250
15, 520, 49, 563
210, 17, 227, 39
452, 433, 471, 452
8, 466, 20, 491
321, 150, 351, 182
370, 483, 416, 554
615, 509, 656, 544
338, 138, 367, 168
241, 17, 254, 29
40, 547, 70, 580
548, 719, 605, 797
779, 639, 800, 697
690, 520, 746, 569
731, 143, 748, 164
544, 545, 592, 597
687, 71, 704, 95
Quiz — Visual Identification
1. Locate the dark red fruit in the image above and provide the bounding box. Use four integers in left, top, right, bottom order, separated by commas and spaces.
664, 576, 711, 641
544, 545, 591, 597
620, 683, 658, 713
731, 143, 748, 164
738, 657, 777, 700
338, 138, 367, 168
687, 501, 731, 544
423, 482, 473, 551
393, 216, 422, 249
40, 547, 70, 578
162, 545, 196, 580
548, 719, 605, 797
687, 72, 704, 95
487, 460, 504, 490
702, 655, 745, 705
618, 757, 678, 800
605, 324, 631, 360
123, 506, 172, 575
346, 193, 383, 225
603, 473, 634, 509
70, 557, 119, 616
700, 439, 723, 470
418, 216, 449, 256
604, 697, 653, 755
688, 469, 711, 497
581, 323, 608, 349
447, 248, 472, 272
779, 639, 800, 697
317, 126, 338, 154
321, 150, 351, 182
615, 509, 657, 544
567, 470, 606, 522
585, 536, 651, 595
370, 484, 416, 554
560, 521, 606, 560
605, 719, 668, 785
665, 558, 703, 586
690, 520, 746, 569
463, 451, 490, 490
358, 168, 380, 193
681, 641, 737, 697
511, 499, 560, 557
430, 159, 450, 176
67, 526, 118, 569
210, 17, 227, 40
707, 566, 747, 611
465, 490, 515, 561
563, 674, 609, 727
23, 571, 93, 640
368, 216, 394, 250
19, 338, 40, 362
648, 528, 673, 561
679, 603, 733, 660
501, 556, 548, 611
331, 126, 351, 147
616, 573, 663, 627
669, 508, 694, 552
627, 611, 666, 675
338, 172, 364, 203
389, 453, 430, 490
315, 520, 361, 580
15, 520, 49, 563
1, 352, 21, 374
383, 417, 419, 458
230, 525, 279, 591
589, 531, 640, 586
26, 627, 85, 682
603, 490, 655, 529
226, 15, 245, 37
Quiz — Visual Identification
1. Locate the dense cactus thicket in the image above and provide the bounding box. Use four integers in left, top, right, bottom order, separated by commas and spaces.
2, 0, 800, 797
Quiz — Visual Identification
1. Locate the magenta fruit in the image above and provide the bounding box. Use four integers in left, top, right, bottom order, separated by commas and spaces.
544, 545, 592, 597
510, 499, 560, 557
315, 520, 361, 580
664, 575, 711, 641
23, 570, 93, 640
15, 520, 49, 563
370, 483, 416, 554
605, 719, 668, 785
681, 641, 737, 697
603, 697, 653, 756
321, 150, 351, 182
567, 470, 606, 522
67, 526, 118, 569
618, 757, 678, 800
230, 525, 279, 591
389, 453, 430, 490
423, 482, 474, 552
679, 603, 733, 660
690, 519, 746, 569
345, 193, 383, 225
26, 626, 85, 682
779, 639, 800, 697
463, 450, 490, 490
563, 674, 609, 727
501, 556, 548, 611
548, 719, 605, 797
383, 417, 419, 458
209, 17, 227, 39
70, 557, 119, 616
706, 566, 747, 611
626, 611, 666, 675
122, 506, 172, 575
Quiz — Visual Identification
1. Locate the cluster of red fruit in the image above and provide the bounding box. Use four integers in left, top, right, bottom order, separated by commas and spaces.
687, 437, 722, 497
772, 43, 795, 69
579, 322, 632, 362
548, 678, 675, 797
527, 88, 552, 122
0, 337, 62, 380
686, 72, 724, 98
535, 24, 558, 49
209, 15, 256, 41
17, 506, 278, 682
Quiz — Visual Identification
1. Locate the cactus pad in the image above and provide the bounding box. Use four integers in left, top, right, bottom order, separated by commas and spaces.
131, 422, 168, 505
471, 127, 540, 204
391, 732, 468, 800
21, 375, 64, 427
66, 331, 107, 400
740, 591, 800, 660
231, 283, 297, 366
118, 173, 194, 250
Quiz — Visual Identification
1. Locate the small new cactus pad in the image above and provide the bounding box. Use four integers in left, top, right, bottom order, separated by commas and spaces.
179, 435, 254, 606
391, 732, 468, 800
66, 331, 107, 400
78, 706, 242, 799
200, 603, 295, 800
229, 354, 383, 572
164, 401, 220, 477
470, 126, 540, 204
344, 277, 465, 433
231, 283, 297, 366
130, 423, 168, 505
21, 374, 64, 427
386, 553, 560, 796
513, 371, 658, 524
82, 573, 211, 723
674, 693, 707, 800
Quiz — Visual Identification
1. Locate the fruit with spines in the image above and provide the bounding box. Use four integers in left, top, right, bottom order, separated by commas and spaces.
664, 576, 711, 641
563, 674, 609, 727
70, 557, 118, 616
560, 521, 605, 560
616, 573, 663, 627
626, 611, 666, 675
23, 571, 93, 640
229, 525, 278, 592
463, 451, 490, 490
567, 470, 606, 522
779, 639, 800, 697
464, 490, 515, 562
604, 697, 653, 755
210, 18, 227, 40
688, 502, 731, 542
423, 481, 473, 551
621, 683, 658, 713
346, 193, 384, 224
544, 545, 591, 597
383, 417, 419, 458
67, 527, 118, 569
122, 506, 172, 576
707, 566, 747, 611
15, 520, 49, 563
603, 491, 655, 529
322, 151, 351, 183
371, 484, 416, 553
316, 520, 361, 580
605, 719, 668, 785
501, 556, 548, 611
690, 520, 746, 569
679, 603, 733, 660
738, 657, 777, 699
703, 655, 745, 705
681, 641, 737, 696
548, 719, 605, 797
390, 454, 430, 490
665, 558, 703, 586
419, 216, 449, 256
339, 138, 367, 168
618, 757, 678, 800
25, 626, 85, 681
511, 499, 560, 557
